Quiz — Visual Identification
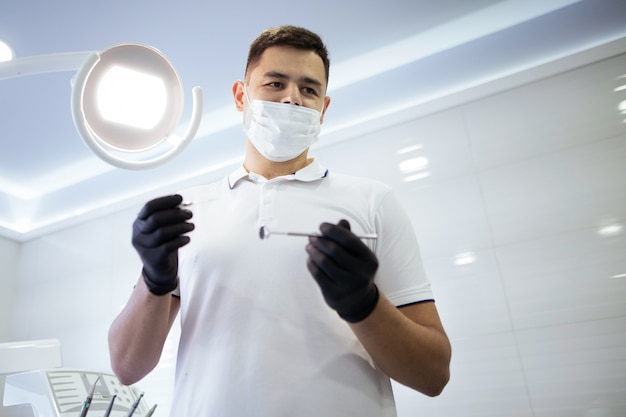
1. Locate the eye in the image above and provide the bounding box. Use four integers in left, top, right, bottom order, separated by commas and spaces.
302, 87, 318, 96
267, 81, 283, 88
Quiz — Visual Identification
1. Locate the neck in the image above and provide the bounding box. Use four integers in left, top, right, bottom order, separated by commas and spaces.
243, 140, 312, 179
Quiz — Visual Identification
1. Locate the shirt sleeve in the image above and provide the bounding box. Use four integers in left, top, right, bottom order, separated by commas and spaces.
373, 190, 434, 307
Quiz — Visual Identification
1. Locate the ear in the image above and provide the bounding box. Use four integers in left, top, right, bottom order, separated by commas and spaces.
232, 80, 245, 112
319, 96, 331, 124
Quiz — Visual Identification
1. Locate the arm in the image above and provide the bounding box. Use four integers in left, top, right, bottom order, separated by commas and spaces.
108, 276, 180, 385
348, 298, 450, 396
109, 194, 193, 385
306, 219, 451, 396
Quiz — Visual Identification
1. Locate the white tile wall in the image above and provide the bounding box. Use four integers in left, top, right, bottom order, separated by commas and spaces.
0, 236, 19, 340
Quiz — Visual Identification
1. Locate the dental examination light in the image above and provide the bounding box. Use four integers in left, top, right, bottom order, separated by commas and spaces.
0, 43, 202, 169
71, 43, 203, 169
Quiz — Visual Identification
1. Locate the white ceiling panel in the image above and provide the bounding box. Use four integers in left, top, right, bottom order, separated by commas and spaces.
495, 226, 626, 329
464, 53, 626, 171
477, 132, 626, 246
420, 249, 514, 338
516, 317, 626, 416
400, 175, 495, 261
313, 108, 476, 185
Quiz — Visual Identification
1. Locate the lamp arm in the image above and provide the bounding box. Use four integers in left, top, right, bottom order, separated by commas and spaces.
0, 51, 94, 80
70, 51, 107, 160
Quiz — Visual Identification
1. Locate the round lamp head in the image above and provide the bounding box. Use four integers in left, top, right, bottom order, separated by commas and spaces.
0, 39, 14, 63
71, 43, 203, 169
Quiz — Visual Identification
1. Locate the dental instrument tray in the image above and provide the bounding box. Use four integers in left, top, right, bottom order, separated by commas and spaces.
3, 369, 149, 417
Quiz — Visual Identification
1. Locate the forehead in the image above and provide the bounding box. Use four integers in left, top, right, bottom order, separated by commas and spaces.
249, 46, 326, 84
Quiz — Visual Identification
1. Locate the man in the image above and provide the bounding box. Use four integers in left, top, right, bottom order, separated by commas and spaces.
109, 25, 451, 416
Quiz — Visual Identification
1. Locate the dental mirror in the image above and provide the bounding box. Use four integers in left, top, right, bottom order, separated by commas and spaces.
259, 226, 377, 240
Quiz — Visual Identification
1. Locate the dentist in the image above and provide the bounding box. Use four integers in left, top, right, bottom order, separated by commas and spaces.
109, 25, 451, 417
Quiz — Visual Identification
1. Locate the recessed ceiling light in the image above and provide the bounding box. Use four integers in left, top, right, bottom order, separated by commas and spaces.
597, 224, 623, 237
403, 171, 431, 182
399, 156, 429, 173
0, 40, 14, 62
609, 273, 626, 279
396, 144, 424, 154
454, 252, 476, 266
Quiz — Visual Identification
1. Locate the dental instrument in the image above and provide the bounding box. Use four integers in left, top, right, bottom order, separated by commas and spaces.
78, 373, 101, 417
102, 394, 117, 417
259, 226, 377, 240
144, 404, 158, 417
125, 392, 144, 417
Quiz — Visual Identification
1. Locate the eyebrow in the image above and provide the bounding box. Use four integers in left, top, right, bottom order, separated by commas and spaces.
263, 71, 323, 89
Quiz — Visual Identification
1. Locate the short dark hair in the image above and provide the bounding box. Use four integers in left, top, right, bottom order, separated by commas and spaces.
245, 25, 330, 86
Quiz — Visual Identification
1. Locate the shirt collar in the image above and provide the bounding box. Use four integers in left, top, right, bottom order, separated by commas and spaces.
228, 159, 328, 189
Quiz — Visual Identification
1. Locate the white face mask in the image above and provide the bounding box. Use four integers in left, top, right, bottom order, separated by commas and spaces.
243, 87, 322, 162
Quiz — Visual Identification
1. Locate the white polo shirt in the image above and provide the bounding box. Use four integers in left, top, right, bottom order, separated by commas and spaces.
172, 160, 433, 417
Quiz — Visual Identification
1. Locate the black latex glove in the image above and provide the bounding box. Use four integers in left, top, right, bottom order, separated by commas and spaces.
132, 194, 194, 295
306, 219, 380, 323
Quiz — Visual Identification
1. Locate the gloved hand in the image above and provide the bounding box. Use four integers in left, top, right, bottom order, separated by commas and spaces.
132, 194, 194, 295
305, 219, 379, 323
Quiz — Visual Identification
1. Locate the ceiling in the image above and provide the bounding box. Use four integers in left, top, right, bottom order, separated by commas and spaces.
0, 0, 624, 242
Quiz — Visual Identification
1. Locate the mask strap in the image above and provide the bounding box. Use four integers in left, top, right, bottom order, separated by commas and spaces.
243, 84, 251, 106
